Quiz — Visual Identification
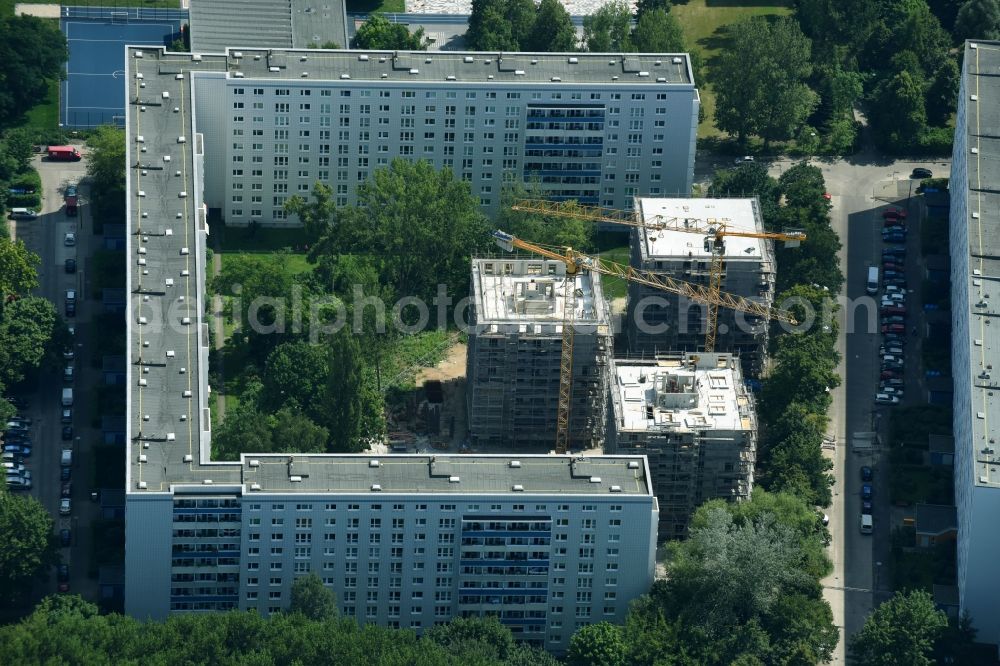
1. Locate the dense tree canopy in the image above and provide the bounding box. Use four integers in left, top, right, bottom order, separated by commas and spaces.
954, 0, 1000, 40
0, 16, 67, 125
0, 597, 557, 665
583, 1, 633, 52
850, 590, 948, 666
496, 183, 593, 251
622, 493, 838, 664
86, 126, 127, 227
289, 573, 339, 621
353, 14, 429, 50
0, 491, 58, 604
467, 0, 574, 51
712, 16, 817, 146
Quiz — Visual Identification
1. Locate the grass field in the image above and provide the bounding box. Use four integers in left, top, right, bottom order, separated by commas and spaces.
594, 231, 631, 301
672, 0, 792, 139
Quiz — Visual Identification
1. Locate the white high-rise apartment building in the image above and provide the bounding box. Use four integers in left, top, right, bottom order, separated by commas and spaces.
123, 46, 660, 654
951, 39, 1000, 653
182, 48, 698, 224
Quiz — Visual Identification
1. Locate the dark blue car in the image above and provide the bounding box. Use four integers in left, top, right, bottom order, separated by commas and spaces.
862, 484, 873, 500
860, 466, 873, 482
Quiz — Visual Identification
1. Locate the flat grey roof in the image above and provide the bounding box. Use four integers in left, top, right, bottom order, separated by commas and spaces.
125, 49, 650, 496
243, 454, 653, 495
230, 48, 691, 85
190, 0, 349, 53
960, 41, 1000, 488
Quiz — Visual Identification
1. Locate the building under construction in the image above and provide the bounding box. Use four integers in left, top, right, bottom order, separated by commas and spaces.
466, 257, 612, 449
605, 353, 756, 539
625, 197, 776, 377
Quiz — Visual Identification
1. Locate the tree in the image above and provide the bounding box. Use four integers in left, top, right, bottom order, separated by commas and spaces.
0, 296, 60, 387
3, 129, 35, 173
869, 69, 927, 150
567, 622, 627, 666
526, 0, 577, 51
496, 182, 593, 251
711, 17, 817, 146
316, 159, 488, 309
467, 0, 519, 50
211, 401, 273, 460
86, 126, 127, 226
583, 1, 633, 52
954, 0, 1000, 40
285, 182, 335, 241
261, 341, 332, 415
288, 573, 338, 620
926, 57, 960, 126
425, 616, 515, 662
0, 492, 58, 603
322, 327, 382, 453
352, 13, 429, 50
636, 0, 671, 18
270, 407, 329, 454
708, 164, 781, 225
631, 9, 686, 53
0, 237, 39, 298
0, 16, 67, 125
850, 590, 948, 666
505, 0, 537, 46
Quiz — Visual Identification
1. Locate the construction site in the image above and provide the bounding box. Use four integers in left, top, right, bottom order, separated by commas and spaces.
391, 198, 799, 535
605, 353, 757, 539
465, 257, 613, 450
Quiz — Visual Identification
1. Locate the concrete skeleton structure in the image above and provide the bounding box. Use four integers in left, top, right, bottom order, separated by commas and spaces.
169, 46, 698, 224
466, 257, 612, 449
625, 197, 775, 377
123, 46, 658, 653
605, 353, 755, 539
950, 39, 1000, 654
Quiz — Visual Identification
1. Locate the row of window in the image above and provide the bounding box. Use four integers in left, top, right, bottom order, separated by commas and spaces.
233, 87, 671, 103
244, 502, 625, 512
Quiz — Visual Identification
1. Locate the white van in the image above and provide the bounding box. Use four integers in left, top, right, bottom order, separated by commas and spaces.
9, 208, 37, 220
866, 266, 879, 295
860, 514, 873, 534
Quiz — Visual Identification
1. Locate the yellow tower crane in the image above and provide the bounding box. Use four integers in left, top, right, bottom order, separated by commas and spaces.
510, 199, 807, 352
492, 230, 798, 453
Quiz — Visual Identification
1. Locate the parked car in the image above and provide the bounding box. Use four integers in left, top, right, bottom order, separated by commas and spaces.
883, 218, 906, 228
64, 184, 77, 198
65, 301, 75, 318
60, 467, 71, 482
3, 444, 31, 457
881, 379, 905, 389
63, 366, 73, 382
885, 279, 908, 289
61, 408, 72, 423
875, 393, 900, 405
60, 529, 71, 547
881, 307, 907, 317
884, 269, 904, 280
883, 225, 906, 235
882, 248, 906, 258
883, 332, 907, 344
881, 316, 906, 325
882, 323, 906, 334
884, 236, 906, 245
63, 232, 75, 247
862, 483, 874, 500
882, 387, 905, 397
880, 346, 904, 357
882, 262, 904, 273
862, 500, 873, 515
61, 426, 73, 441
5, 476, 30, 490
911, 167, 933, 179
61, 481, 72, 498
57, 564, 69, 582
861, 466, 873, 482
884, 284, 905, 293
64, 258, 76, 274
59, 498, 71, 515
734, 155, 754, 165
883, 206, 908, 219
63, 346, 74, 360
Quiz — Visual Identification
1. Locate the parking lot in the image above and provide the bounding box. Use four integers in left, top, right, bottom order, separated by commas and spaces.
6, 148, 98, 600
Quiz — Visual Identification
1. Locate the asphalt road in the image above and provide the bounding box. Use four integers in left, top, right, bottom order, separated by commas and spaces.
695, 153, 951, 664
11, 149, 97, 601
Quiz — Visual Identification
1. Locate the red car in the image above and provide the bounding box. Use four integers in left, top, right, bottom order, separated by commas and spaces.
882, 324, 905, 334
882, 207, 908, 219
881, 370, 902, 380
881, 306, 907, 316
883, 217, 906, 227
883, 262, 903, 272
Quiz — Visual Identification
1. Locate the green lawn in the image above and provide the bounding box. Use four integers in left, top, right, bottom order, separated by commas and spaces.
216, 225, 312, 254
594, 231, 631, 301
672, 0, 793, 139
16, 78, 59, 131
220, 251, 312, 276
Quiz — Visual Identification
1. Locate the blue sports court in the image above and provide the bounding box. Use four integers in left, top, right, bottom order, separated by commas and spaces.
60, 7, 188, 128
